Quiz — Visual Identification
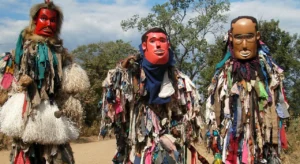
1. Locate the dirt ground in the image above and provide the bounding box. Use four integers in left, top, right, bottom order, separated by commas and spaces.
0, 136, 214, 164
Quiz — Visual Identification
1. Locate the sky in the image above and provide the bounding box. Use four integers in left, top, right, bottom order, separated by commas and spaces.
0, 0, 299, 53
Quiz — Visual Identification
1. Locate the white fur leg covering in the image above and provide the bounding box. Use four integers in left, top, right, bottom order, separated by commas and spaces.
62, 63, 90, 93
22, 101, 79, 144
0, 93, 25, 137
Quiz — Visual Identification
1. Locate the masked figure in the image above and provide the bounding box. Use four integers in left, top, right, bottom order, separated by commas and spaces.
0, 1, 90, 163
101, 27, 208, 164
206, 16, 289, 164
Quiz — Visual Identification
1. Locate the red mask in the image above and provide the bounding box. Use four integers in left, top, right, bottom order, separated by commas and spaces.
142, 32, 170, 65
34, 8, 58, 37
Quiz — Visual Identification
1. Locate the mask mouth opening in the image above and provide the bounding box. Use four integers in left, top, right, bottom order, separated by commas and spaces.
154, 49, 165, 56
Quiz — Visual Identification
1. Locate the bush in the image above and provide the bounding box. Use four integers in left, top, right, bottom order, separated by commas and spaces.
281, 117, 300, 164
80, 120, 101, 137
0, 133, 12, 150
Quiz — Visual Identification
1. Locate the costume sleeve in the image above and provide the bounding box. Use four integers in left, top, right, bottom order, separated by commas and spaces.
0, 51, 20, 106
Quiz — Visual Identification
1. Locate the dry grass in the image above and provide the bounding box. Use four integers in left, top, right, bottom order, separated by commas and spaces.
80, 121, 100, 137
281, 117, 300, 164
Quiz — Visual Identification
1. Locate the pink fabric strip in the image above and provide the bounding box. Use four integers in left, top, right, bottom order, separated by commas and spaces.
1, 73, 13, 89
145, 142, 155, 164
151, 110, 161, 134
114, 98, 123, 114
242, 140, 248, 164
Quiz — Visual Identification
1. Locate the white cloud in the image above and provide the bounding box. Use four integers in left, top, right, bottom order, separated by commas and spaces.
0, 18, 27, 53
227, 0, 300, 34
0, 0, 299, 53
58, 1, 149, 51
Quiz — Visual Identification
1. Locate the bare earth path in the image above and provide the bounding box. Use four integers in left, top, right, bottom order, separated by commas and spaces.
0, 137, 213, 164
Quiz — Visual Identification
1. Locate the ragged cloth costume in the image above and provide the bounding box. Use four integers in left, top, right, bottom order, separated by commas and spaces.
205, 41, 290, 163
0, 1, 90, 164
102, 44, 208, 164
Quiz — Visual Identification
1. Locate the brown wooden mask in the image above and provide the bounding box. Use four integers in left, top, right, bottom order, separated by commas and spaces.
230, 18, 260, 60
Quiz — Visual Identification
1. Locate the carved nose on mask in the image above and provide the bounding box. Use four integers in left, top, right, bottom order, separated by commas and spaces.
45, 20, 52, 27
242, 40, 247, 48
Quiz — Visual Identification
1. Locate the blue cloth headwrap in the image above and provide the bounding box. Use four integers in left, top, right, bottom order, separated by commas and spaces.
139, 44, 175, 105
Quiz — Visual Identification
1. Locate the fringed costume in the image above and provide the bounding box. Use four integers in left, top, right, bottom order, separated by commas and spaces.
0, 1, 90, 164
205, 41, 289, 163
102, 46, 208, 164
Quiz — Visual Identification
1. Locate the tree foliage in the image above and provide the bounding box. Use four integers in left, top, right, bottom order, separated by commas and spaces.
72, 40, 137, 126
259, 19, 300, 114
121, 0, 230, 80
198, 36, 225, 96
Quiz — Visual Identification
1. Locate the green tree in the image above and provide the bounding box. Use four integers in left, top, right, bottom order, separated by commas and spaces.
72, 40, 137, 126
121, 0, 230, 80
259, 19, 300, 114
198, 36, 225, 96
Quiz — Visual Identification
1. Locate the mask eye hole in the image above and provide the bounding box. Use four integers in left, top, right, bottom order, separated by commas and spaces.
233, 33, 256, 44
